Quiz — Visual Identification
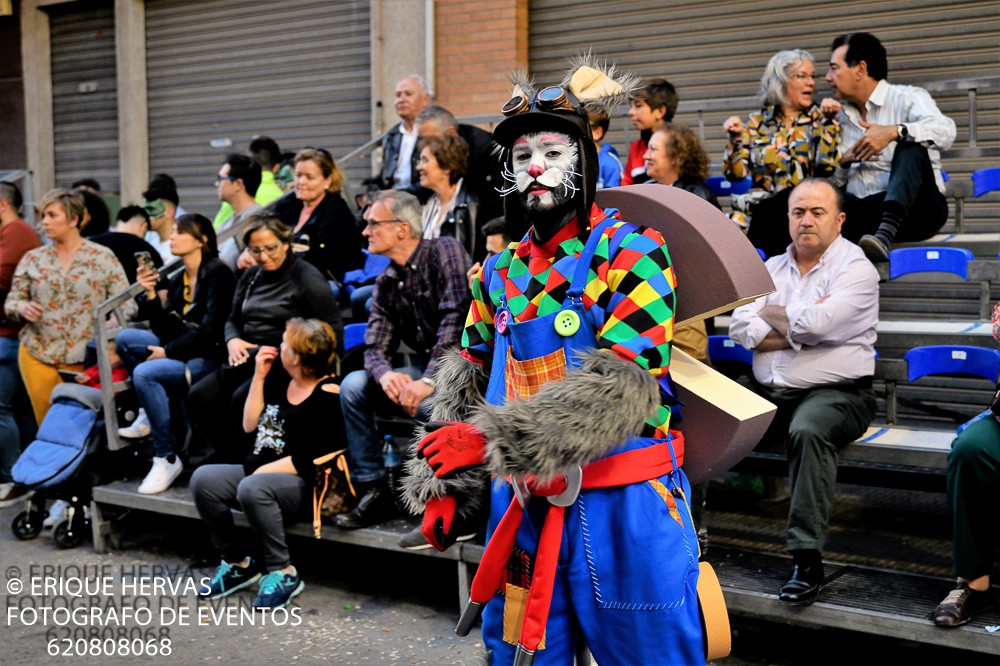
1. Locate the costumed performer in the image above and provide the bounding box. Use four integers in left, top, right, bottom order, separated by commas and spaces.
403, 58, 705, 666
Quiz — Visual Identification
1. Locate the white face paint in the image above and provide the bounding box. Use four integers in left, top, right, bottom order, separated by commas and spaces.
509, 132, 579, 211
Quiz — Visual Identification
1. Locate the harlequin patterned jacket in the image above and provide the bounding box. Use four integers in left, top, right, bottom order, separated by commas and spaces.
723, 104, 840, 225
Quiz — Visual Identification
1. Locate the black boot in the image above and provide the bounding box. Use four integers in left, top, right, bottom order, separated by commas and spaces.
334, 477, 397, 529
779, 549, 825, 605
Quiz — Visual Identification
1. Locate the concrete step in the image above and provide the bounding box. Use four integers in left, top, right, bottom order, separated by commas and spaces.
710, 547, 1000, 655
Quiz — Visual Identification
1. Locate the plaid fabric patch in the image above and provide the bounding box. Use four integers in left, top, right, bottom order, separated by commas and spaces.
649, 479, 685, 528
498, 547, 533, 594
506, 346, 567, 403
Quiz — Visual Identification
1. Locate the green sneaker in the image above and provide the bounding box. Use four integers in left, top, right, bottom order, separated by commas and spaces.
253, 570, 304, 610
198, 559, 261, 601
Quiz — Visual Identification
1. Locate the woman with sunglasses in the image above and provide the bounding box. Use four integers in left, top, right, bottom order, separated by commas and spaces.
258, 148, 364, 290
187, 213, 342, 464
723, 49, 843, 258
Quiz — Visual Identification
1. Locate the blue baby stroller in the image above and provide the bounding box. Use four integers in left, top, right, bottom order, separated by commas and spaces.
10, 383, 107, 548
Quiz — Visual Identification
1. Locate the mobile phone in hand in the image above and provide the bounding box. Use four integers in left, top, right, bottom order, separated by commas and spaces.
134, 251, 156, 273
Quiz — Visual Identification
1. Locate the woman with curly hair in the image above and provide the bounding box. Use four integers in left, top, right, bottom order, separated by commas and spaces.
643, 123, 721, 210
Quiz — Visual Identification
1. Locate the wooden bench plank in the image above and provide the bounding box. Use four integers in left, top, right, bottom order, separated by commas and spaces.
91, 479, 482, 565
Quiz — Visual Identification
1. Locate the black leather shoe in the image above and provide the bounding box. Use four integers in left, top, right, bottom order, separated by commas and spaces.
334, 485, 397, 530
932, 583, 995, 627
858, 234, 890, 263
778, 563, 824, 605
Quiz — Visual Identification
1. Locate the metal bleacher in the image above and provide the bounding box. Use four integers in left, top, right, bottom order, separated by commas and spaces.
84, 76, 1000, 657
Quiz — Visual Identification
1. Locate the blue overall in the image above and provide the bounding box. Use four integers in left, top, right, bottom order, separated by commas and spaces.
478, 216, 704, 665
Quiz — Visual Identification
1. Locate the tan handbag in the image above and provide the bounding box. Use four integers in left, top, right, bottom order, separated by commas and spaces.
312, 449, 357, 538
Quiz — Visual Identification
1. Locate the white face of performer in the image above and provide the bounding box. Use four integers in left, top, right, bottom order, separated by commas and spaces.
511, 131, 579, 213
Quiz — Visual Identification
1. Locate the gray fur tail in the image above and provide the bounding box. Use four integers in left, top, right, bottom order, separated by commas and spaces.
472, 349, 659, 480
401, 350, 490, 519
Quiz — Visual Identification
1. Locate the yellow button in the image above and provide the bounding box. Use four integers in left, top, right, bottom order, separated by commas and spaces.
554, 310, 581, 337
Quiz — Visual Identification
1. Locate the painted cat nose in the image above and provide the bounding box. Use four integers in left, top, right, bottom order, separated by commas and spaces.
527, 164, 545, 178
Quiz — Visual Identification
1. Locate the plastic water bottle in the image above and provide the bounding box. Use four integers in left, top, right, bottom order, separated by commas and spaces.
382, 435, 402, 510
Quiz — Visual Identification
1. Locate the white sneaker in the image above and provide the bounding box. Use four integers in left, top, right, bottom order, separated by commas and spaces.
137, 456, 183, 495
43, 500, 70, 529
119, 408, 150, 439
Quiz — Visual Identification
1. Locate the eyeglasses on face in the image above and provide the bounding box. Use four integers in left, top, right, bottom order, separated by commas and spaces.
365, 218, 405, 231
215, 176, 238, 184
248, 242, 284, 256
788, 72, 815, 81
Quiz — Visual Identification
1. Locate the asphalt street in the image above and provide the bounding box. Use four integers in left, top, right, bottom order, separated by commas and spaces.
0, 503, 484, 665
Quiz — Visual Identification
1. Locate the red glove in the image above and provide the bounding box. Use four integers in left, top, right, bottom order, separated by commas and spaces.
417, 420, 487, 478
422, 495, 458, 552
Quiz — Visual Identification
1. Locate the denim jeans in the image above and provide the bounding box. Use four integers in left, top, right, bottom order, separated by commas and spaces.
116, 328, 219, 458
340, 367, 432, 483
114, 327, 157, 373
0, 336, 35, 482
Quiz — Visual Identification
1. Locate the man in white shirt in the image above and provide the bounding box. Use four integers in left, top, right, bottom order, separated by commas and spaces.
824, 32, 956, 263
730, 179, 880, 606
371, 75, 432, 198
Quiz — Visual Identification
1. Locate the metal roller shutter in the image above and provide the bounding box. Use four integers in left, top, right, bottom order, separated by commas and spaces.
529, 0, 999, 229
50, 2, 120, 193
145, 0, 371, 216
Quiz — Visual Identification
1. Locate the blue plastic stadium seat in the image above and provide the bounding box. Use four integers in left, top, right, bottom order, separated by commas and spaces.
707, 335, 753, 366
903, 345, 1000, 383
972, 166, 1000, 198
343, 322, 367, 353
887, 246, 975, 281
705, 176, 752, 197
342, 250, 391, 297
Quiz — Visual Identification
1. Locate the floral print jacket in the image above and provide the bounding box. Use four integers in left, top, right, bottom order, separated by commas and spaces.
4, 240, 135, 364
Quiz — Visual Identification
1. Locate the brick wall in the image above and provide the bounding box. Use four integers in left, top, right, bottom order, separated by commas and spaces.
433, 0, 527, 123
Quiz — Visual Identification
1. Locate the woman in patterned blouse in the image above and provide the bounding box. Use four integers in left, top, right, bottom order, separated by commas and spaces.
4, 188, 134, 424
723, 49, 842, 258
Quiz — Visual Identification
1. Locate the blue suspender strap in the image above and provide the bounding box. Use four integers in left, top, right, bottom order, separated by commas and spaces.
565, 213, 634, 300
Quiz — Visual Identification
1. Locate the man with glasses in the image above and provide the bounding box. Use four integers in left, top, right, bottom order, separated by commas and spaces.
336, 190, 472, 530
824, 32, 956, 263
215, 154, 263, 269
